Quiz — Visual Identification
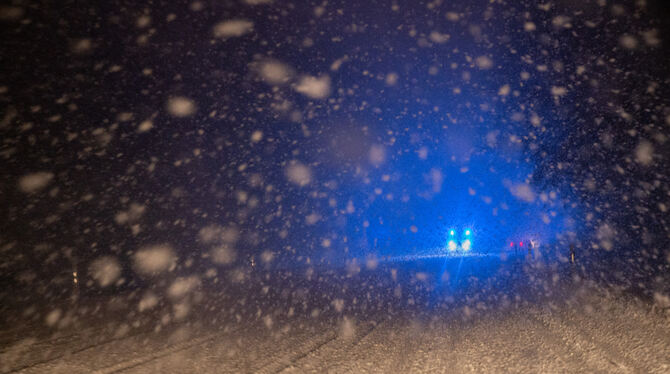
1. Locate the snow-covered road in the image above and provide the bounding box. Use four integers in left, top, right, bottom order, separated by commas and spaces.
3, 287, 669, 374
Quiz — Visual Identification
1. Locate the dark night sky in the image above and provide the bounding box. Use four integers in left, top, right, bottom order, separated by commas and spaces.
1, 0, 669, 296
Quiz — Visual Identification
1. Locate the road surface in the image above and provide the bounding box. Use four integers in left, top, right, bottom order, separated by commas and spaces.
2, 255, 669, 373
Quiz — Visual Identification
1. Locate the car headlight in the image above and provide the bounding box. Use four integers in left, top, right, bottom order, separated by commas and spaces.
448, 240, 458, 251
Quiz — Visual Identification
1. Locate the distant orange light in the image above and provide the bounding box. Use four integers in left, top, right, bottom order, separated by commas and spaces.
519, 241, 523, 246
510, 242, 514, 247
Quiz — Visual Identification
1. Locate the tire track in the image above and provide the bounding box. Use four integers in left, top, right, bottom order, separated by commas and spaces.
399, 320, 461, 374
6, 326, 155, 374
0, 324, 40, 346
109, 320, 344, 374
92, 328, 238, 374
527, 308, 643, 373
364, 319, 452, 374
547, 301, 670, 373
0, 326, 106, 356
420, 312, 576, 374
265, 320, 380, 374
279, 320, 385, 374
264, 330, 339, 374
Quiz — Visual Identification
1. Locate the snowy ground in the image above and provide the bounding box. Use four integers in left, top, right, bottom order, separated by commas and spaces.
2, 258, 669, 374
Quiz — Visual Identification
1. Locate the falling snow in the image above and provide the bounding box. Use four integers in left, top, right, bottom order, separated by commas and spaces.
2, 1, 670, 372
133, 244, 177, 275
285, 161, 312, 186
166, 96, 197, 117
293, 75, 331, 99
212, 19, 254, 39
88, 256, 122, 287
18, 172, 54, 193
